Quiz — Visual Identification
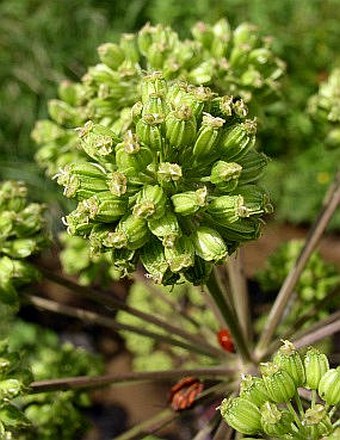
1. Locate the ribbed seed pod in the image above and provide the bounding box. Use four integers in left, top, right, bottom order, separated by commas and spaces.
79, 192, 127, 223
171, 187, 207, 216
238, 150, 269, 184
207, 195, 245, 225
260, 362, 296, 403
302, 404, 333, 438
219, 119, 257, 160
210, 161, 242, 191
273, 340, 305, 387
118, 215, 150, 250
157, 163, 182, 186
192, 226, 228, 263
239, 375, 271, 407
136, 114, 164, 152
304, 347, 329, 390
133, 185, 167, 220
218, 218, 261, 242
107, 172, 128, 197
48, 99, 83, 127
164, 235, 195, 272
318, 368, 340, 405
148, 211, 180, 247
78, 122, 120, 162
115, 131, 153, 176
192, 113, 225, 161
140, 238, 169, 284
140, 72, 168, 103
260, 402, 294, 437
220, 396, 261, 435
97, 43, 125, 70
165, 105, 197, 148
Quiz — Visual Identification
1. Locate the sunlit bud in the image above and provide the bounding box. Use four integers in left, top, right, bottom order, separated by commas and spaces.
240, 375, 271, 407
120, 33, 139, 63
78, 121, 119, 161
107, 172, 128, 197
260, 402, 293, 437
192, 226, 228, 263
211, 19, 231, 58
219, 119, 257, 160
148, 211, 180, 247
97, 43, 125, 70
164, 235, 195, 272
207, 195, 245, 225
157, 163, 182, 186
171, 187, 207, 216
233, 23, 259, 49
210, 161, 242, 191
191, 21, 214, 49
165, 105, 197, 148
133, 185, 167, 220
140, 238, 169, 284
220, 396, 261, 435
318, 367, 340, 405
273, 340, 305, 387
249, 47, 272, 66
241, 68, 264, 89
80, 192, 127, 223
260, 362, 296, 403
188, 60, 215, 85
304, 347, 329, 390
119, 215, 150, 250
192, 113, 225, 161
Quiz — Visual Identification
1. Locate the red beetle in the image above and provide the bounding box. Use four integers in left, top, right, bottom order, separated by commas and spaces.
217, 328, 235, 352
169, 377, 204, 411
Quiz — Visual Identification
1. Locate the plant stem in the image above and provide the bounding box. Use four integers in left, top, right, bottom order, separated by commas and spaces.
206, 269, 252, 363
37, 267, 223, 358
255, 172, 340, 360
25, 294, 220, 358
295, 393, 305, 417
286, 401, 303, 430
293, 317, 340, 349
30, 366, 234, 394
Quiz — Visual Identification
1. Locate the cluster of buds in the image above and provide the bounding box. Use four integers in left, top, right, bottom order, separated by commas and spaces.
0, 340, 32, 437
0, 181, 47, 307
32, 20, 284, 176
56, 75, 272, 285
220, 341, 339, 438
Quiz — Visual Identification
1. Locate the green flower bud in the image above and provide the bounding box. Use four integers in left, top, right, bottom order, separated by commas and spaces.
240, 374, 271, 407
211, 19, 231, 58
0, 181, 27, 212
137, 23, 155, 56
120, 33, 139, 63
273, 340, 305, 387
64, 210, 92, 236
136, 114, 164, 151
164, 235, 195, 272
218, 217, 261, 242
116, 131, 153, 177
58, 80, 83, 107
31, 120, 67, 145
192, 113, 225, 161
80, 192, 128, 223
238, 150, 269, 184
165, 105, 197, 148
55, 162, 107, 199
260, 362, 296, 403
304, 347, 329, 390
210, 161, 243, 191
261, 402, 293, 437
119, 215, 150, 250
192, 226, 228, 263
48, 99, 83, 127
220, 396, 261, 435
97, 43, 125, 70
140, 72, 168, 103
107, 172, 128, 197
133, 185, 167, 220
171, 187, 207, 216
78, 121, 119, 162
157, 163, 182, 186
148, 211, 180, 247
142, 93, 169, 118
233, 23, 259, 49
0, 379, 23, 400
220, 119, 257, 160
318, 367, 340, 405
191, 21, 214, 49
207, 195, 245, 225
140, 238, 169, 284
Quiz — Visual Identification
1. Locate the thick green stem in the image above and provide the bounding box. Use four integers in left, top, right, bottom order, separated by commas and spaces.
206, 269, 252, 363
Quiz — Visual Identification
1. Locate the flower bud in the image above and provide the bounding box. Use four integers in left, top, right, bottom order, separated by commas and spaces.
240, 375, 270, 407
140, 238, 169, 284
192, 226, 228, 263
165, 105, 197, 148
238, 150, 269, 184
207, 195, 245, 225
107, 172, 128, 197
136, 114, 164, 151
97, 43, 125, 70
261, 402, 293, 437
157, 163, 182, 186
48, 99, 83, 127
171, 187, 207, 216
192, 113, 225, 161
115, 131, 153, 176
78, 121, 119, 162
273, 340, 305, 387
164, 236, 195, 272
80, 192, 127, 223
318, 367, 340, 405
219, 119, 257, 160
210, 161, 242, 191
119, 215, 150, 250
233, 23, 259, 49
220, 396, 261, 435
260, 362, 296, 403
191, 22, 214, 49
148, 211, 180, 247
304, 347, 329, 390
120, 33, 139, 63
140, 72, 168, 103
211, 19, 231, 58
133, 185, 167, 220
0, 379, 23, 400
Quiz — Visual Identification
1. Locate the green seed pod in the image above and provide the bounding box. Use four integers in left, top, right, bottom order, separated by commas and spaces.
142, 93, 169, 118
191, 21, 214, 49
210, 161, 243, 192
80, 192, 127, 223
235, 185, 273, 216
137, 23, 155, 56
240, 374, 271, 407
219, 119, 257, 160
171, 187, 207, 216
56, 162, 108, 199
119, 215, 150, 250
302, 404, 333, 438
165, 105, 197, 148
148, 211, 180, 247
164, 235, 195, 272
133, 185, 167, 220
107, 172, 128, 197
218, 217, 261, 242
140, 238, 169, 284
115, 131, 153, 177
233, 23, 259, 50
238, 150, 269, 184
48, 99, 83, 127
260, 362, 296, 403
192, 226, 228, 263
136, 114, 164, 151
273, 340, 305, 387
58, 80, 83, 107
64, 210, 92, 236
304, 347, 329, 390
78, 121, 119, 162
318, 367, 340, 405
211, 19, 231, 58
207, 195, 245, 225
0, 379, 23, 400
157, 162, 182, 186
260, 402, 293, 437
220, 396, 261, 435
183, 256, 212, 285
140, 72, 168, 103
97, 43, 125, 70
192, 113, 225, 161
120, 33, 139, 63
